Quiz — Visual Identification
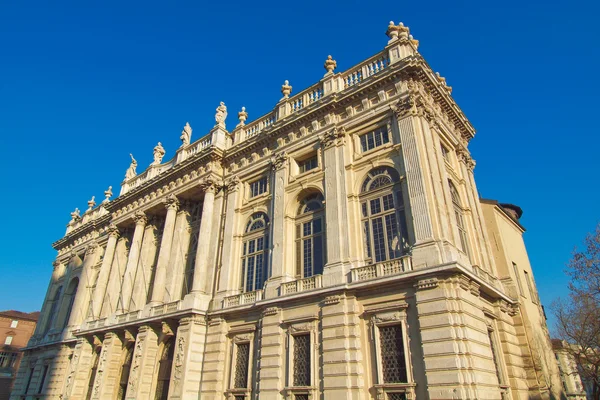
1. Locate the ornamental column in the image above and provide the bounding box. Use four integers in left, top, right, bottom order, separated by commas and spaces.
120, 211, 147, 312
90, 225, 120, 319
264, 152, 290, 298
35, 260, 65, 337
216, 176, 240, 297
321, 127, 351, 286
149, 194, 179, 305
190, 179, 217, 295
67, 242, 101, 327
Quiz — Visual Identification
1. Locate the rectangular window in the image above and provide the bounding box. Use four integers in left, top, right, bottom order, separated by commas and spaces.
4, 336, 13, 345
298, 156, 318, 173
441, 144, 449, 161
523, 270, 538, 303
38, 365, 49, 393
0, 351, 17, 368
512, 262, 523, 296
488, 330, 504, 385
379, 325, 408, 383
233, 343, 250, 388
10, 320, 18, 328
360, 127, 390, 152
293, 334, 311, 386
249, 177, 267, 198
24, 368, 34, 394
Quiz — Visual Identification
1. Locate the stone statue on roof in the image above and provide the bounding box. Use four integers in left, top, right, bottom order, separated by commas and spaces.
125, 153, 137, 180
180, 122, 192, 147
215, 102, 227, 128
152, 142, 165, 165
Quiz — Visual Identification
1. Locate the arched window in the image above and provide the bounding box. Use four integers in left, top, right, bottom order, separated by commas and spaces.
449, 181, 469, 255
117, 344, 134, 400
44, 286, 63, 334
86, 347, 101, 400
63, 277, 79, 328
154, 338, 175, 400
295, 193, 326, 278
241, 213, 269, 292
360, 167, 409, 263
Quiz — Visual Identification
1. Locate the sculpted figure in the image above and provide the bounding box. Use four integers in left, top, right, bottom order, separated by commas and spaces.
180, 122, 192, 147
215, 101, 228, 128
125, 154, 137, 180
152, 142, 165, 165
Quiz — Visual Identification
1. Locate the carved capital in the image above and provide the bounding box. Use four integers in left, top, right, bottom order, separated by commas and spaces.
320, 126, 346, 149
133, 211, 148, 226
199, 177, 218, 194
225, 176, 240, 193
164, 194, 180, 211
85, 241, 99, 256
271, 151, 288, 170
107, 223, 120, 239
52, 260, 62, 270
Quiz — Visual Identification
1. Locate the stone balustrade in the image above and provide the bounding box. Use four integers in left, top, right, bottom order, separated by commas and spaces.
472, 265, 500, 289
151, 300, 181, 316
351, 256, 413, 282
223, 289, 264, 308
281, 275, 323, 295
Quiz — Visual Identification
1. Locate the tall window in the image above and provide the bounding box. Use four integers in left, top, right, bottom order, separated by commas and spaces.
63, 278, 79, 327
379, 325, 408, 383
449, 181, 469, 255
487, 329, 504, 385
44, 285, 63, 334
38, 365, 49, 394
293, 334, 311, 386
512, 262, 523, 296
241, 213, 269, 292
523, 270, 538, 303
233, 342, 250, 389
182, 202, 202, 297
360, 167, 408, 263
24, 367, 34, 394
117, 344, 134, 400
295, 193, 325, 278
86, 348, 101, 400
154, 338, 175, 400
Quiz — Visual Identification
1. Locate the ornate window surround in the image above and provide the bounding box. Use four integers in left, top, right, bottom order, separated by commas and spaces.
351, 121, 395, 159
289, 148, 322, 181
365, 302, 415, 400
226, 326, 256, 400
240, 212, 270, 293
282, 316, 318, 400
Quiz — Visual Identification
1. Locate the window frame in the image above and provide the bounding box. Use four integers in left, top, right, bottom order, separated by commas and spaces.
240, 213, 270, 293
360, 167, 409, 264
227, 330, 256, 399
248, 176, 268, 199
10, 320, 18, 328
295, 194, 326, 278
368, 304, 415, 399
284, 321, 316, 399
4, 336, 13, 345
448, 180, 470, 258
359, 125, 392, 153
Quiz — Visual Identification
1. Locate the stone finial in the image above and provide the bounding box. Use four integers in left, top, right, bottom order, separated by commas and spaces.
386, 21, 410, 42
87, 196, 96, 211
409, 34, 419, 49
152, 142, 165, 166
215, 102, 228, 128
70, 208, 81, 222
281, 80, 292, 99
237, 107, 248, 127
435, 72, 452, 93
125, 153, 137, 180
103, 186, 113, 204
180, 123, 192, 147
324, 55, 337, 74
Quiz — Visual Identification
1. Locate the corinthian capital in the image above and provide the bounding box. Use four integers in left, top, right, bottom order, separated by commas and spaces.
199, 177, 217, 194
164, 194, 180, 211
320, 126, 346, 149
271, 151, 288, 171
85, 241, 99, 256
224, 176, 240, 193
107, 223, 120, 239
133, 210, 148, 226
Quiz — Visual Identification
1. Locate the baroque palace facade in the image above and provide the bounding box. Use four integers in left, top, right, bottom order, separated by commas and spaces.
13, 21, 565, 400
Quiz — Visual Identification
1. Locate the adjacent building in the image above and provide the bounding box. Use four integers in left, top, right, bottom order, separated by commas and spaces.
551, 339, 588, 399
13, 21, 567, 400
0, 311, 39, 400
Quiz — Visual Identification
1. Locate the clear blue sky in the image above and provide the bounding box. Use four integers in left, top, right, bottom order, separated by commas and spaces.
1, 1, 598, 330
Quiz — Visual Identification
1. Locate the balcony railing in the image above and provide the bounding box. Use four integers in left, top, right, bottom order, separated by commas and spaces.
472, 265, 500, 289
152, 300, 181, 316
351, 256, 412, 282
281, 275, 323, 295
224, 290, 264, 308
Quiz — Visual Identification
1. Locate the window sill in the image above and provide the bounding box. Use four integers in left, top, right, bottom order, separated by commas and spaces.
373, 383, 416, 399
290, 167, 322, 182
283, 386, 316, 399
225, 388, 251, 399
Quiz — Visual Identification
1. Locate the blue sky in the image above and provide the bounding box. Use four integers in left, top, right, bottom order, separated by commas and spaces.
1, 0, 598, 330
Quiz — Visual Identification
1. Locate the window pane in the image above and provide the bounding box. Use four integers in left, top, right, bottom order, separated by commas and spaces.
385, 214, 401, 259
234, 343, 250, 388
370, 198, 382, 215
360, 135, 368, 152
248, 240, 256, 254
372, 218, 386, 262
361, 202, 368, 217
293, 335, 311, 386
303, 222, 311, 237
246, 257, 255, 292
382, 193, 394, 211
313, 235, 323, 275
375, 130, 383, 147
303, 239, 313, 277
363, 221, 372, 259
257, 237, 264, 251
379, 325, 408, 383
296, 240, 302, 276
381, 127, 390, 144
367, 133, 375, 150
255, 253, 264, 290
313, 218, 322, 234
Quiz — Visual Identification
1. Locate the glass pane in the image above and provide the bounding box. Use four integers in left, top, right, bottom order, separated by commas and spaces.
303, 239, 313, 277
375, 130, 383, 147
363, 221, 372, 259
370, 198, 382, 215
383, 193, 394, 211
396, 190, 404, 208
303, 222, 312, 237
379, 325, 407, 383
361, 202, 368, 217
296, 240, 302, 276
367, 133, 375, 151
257, 237, 264, 251
385, 214, 401, 259
234, 343, 250, 388
313, 235, 323, 275
372, 218, 386, 262
248, 240, 256, 254
382, 127, 389, 144
242, 242, 247, 256
360, 134, 368, 152
255, 253, 264, 290
246, 257, 255, 292
293, 335, 311, 386
313, 218, 322, 234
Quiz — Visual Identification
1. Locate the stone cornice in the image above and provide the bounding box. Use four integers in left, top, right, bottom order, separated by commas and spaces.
52, 213, 111, 253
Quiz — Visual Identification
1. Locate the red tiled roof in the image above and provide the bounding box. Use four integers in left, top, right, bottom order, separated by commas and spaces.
0, 310, 40, 322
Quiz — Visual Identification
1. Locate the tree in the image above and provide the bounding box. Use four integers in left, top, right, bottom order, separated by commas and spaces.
553, 223, 600, 400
